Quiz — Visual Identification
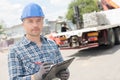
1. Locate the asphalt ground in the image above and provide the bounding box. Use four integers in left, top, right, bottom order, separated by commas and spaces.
1, 45, 120, 80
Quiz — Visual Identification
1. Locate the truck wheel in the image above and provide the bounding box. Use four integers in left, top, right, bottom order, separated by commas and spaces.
107, 29, 115, 47
113, 28, 120, 44
69, 36, 79, 47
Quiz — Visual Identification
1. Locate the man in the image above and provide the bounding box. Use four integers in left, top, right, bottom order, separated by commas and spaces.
61, 23, 69, 32
8, 3, 69, 80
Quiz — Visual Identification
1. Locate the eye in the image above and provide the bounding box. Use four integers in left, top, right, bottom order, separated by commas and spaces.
28, 20, 33, 23
24, 19, 33, 24
37, 18, 43, 22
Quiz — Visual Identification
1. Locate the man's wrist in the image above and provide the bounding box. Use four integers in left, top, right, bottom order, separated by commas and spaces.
32, 73, 42, 80
31, 75, 35, 80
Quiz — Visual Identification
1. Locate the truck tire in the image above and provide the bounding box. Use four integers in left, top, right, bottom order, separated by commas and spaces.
69, 36, 79, 47
113, 28, 120, 44
107, 29, 115, 47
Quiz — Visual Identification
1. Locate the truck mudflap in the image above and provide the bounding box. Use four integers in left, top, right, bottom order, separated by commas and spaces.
60, 43, 99, 50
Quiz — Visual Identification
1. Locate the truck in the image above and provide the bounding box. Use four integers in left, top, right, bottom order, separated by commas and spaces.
46, 0, 120, 50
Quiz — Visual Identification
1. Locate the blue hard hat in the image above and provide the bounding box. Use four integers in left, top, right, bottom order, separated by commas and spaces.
21, 3, 44, 21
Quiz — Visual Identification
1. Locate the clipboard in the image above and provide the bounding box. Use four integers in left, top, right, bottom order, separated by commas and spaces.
43, 57, 75, 80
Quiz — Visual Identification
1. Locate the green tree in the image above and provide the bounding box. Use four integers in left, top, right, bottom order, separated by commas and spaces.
0, 25, 4, 34
66, 0, 100, 23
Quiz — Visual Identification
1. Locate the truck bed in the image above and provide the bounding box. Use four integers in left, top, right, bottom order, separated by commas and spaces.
55, 24, 120, 37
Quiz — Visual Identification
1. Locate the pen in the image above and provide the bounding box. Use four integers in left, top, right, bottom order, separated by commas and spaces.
34, 62, 42, 65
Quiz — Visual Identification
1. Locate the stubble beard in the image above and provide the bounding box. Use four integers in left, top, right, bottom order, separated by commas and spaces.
26, 31, 41, 38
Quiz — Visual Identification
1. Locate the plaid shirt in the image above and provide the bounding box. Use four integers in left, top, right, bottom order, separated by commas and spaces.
8, 35, 63, 80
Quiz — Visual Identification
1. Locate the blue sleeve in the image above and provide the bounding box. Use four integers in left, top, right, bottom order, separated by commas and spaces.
53, 41, 64, 64
56, 48, 64, 63
8, 48, 31, 80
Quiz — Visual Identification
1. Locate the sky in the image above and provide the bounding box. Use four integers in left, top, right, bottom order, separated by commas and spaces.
0, 0, 73, 27
1, 0, 120, 28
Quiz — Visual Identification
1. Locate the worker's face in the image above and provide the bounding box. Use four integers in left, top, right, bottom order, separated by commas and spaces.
22, 17, 44, 37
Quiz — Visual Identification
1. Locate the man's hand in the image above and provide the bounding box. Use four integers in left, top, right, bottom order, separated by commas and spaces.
34, 62, 53, 80
56, 69, 70, 80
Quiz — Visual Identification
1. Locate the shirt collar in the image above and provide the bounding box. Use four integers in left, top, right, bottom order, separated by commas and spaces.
21, 35, 31, 45
21, 35, 47, 45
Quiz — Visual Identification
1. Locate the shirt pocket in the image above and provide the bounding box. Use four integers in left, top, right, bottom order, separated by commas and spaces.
21, 55, 40, 75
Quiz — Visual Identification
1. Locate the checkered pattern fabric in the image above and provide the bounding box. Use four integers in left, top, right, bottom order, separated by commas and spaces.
8, 35, 63, 80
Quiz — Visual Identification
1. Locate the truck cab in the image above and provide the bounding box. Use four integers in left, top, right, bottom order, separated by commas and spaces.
55, 20, 76, 33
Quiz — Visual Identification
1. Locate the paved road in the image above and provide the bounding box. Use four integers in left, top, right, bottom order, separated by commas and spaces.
61, 45, 120, 80
0, 45, 120, 80
0, 50, 9, 80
